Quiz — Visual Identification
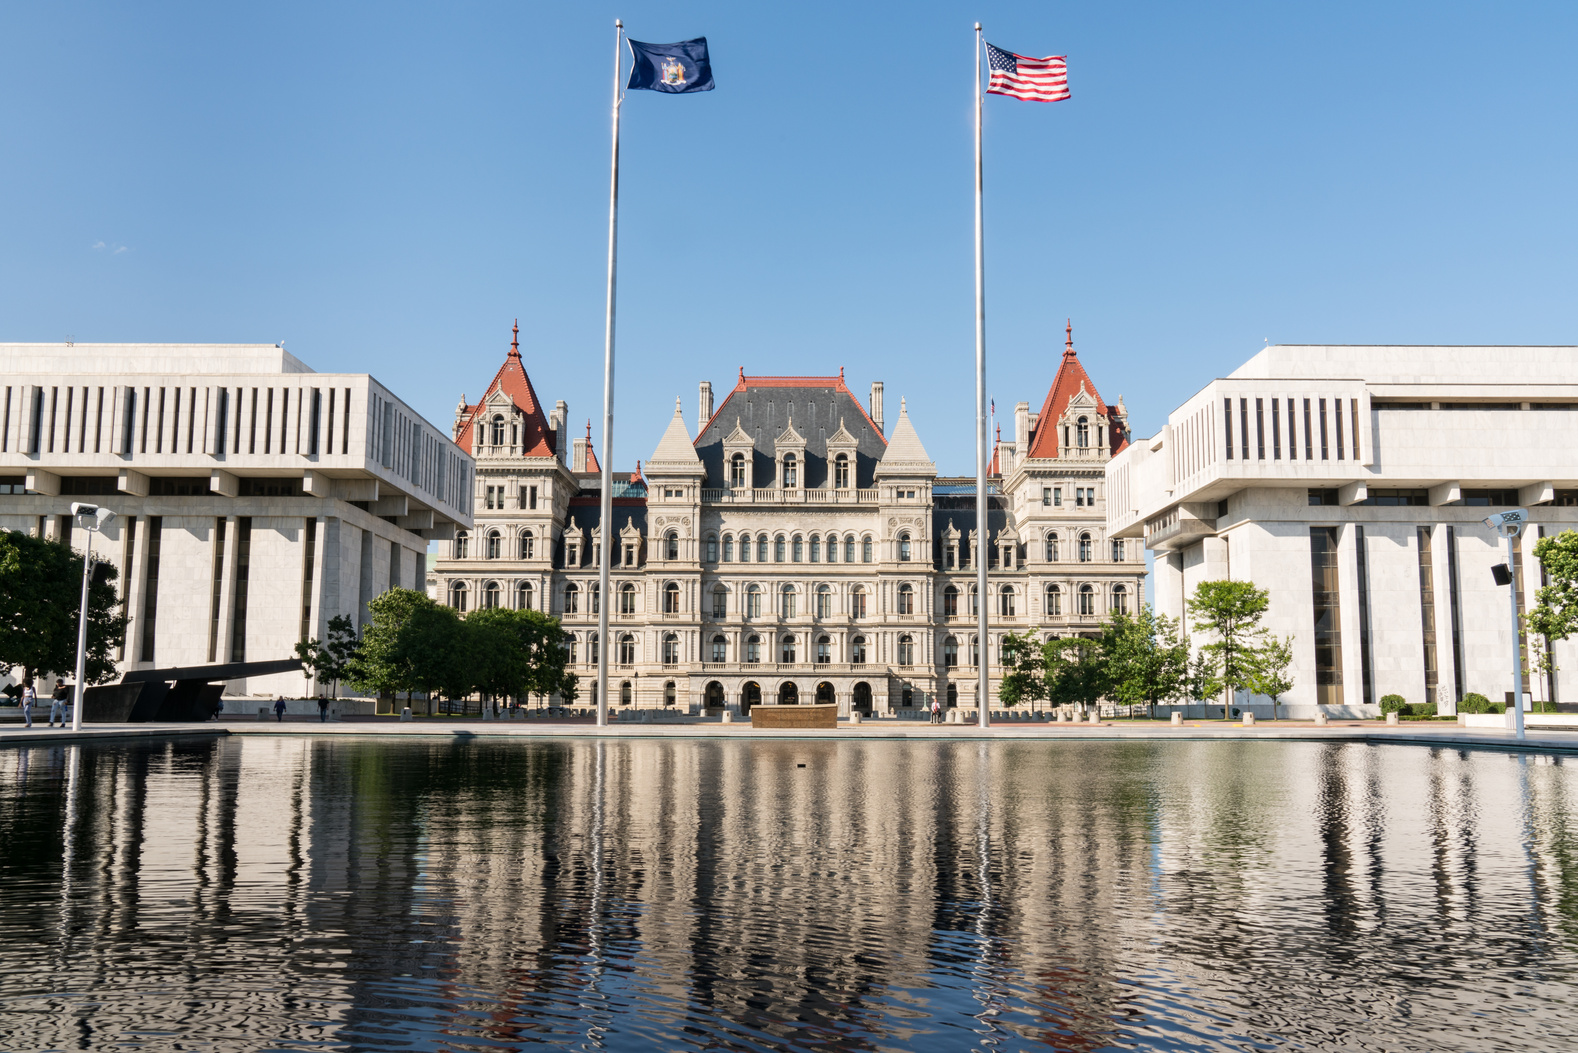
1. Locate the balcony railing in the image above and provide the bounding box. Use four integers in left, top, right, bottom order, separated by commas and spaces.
697, 662, 891, 675
702, 488, 880, 505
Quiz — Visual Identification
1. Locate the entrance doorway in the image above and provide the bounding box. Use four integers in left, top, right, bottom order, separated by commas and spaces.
853, 682, 873, 713
705, 681, 725, 712
742, 681, 761, 714
778, 682, 799, 705
947, 684, 958, 708
815, 681, 835, 705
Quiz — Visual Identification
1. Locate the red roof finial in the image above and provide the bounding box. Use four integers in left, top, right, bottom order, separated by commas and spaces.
1065, 318, 1075, 356
995, 422, 1001, 442
839, 365, 845, 380
739, 366, 745, 380
510, 319, 520, 357
585, 418, 592, 441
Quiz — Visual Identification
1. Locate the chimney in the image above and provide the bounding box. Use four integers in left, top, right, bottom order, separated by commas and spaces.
1014, 401, 1030, 462
870, 381, 884, 435
699, 380, 713, 427
550, 400, 567, 461
572, 431, 588, 472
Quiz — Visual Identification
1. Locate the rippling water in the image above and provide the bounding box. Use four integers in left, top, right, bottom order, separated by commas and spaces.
3, 737, 1578, 1051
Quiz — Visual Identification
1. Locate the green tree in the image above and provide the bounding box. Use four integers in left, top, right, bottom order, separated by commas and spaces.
1249, 634, 1296, 720
997, 630, 1047, 707
1186, 648, 1220, 707
398, 601, 472, 709
1103, 605, 1189, 718
1529, 530, 1578, 710
345, 588, 434, 700
1189, 580, 1270, 720
294, 614, 359, 698
1046, 636, 1111, 715
0, 530, 127, 684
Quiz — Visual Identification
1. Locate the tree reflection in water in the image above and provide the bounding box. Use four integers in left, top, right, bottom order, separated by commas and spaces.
1, 738, 1578, 1051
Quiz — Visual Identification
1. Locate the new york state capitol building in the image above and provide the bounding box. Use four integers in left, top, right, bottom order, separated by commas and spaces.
432, 325, 1143, 715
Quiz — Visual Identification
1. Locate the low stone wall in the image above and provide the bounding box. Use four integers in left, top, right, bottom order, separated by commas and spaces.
750, 704, 838, 729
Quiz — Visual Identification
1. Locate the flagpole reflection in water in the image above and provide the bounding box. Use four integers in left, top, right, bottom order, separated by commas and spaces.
582, 739, 610, 1048
970, 740, 1008, 1046
56, 746, 79, 969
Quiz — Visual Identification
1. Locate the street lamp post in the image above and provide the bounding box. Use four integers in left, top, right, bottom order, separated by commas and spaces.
68, 503, 115, 734
1485, 508, 1528, 741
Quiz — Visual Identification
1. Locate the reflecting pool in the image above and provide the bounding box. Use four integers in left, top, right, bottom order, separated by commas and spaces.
3, 737, 1578, 1051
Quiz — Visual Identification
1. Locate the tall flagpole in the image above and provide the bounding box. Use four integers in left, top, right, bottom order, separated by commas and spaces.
596, 19, 623, 728
974, 23, 991, 731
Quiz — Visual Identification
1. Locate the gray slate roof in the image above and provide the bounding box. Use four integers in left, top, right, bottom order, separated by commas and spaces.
694, 379, 887, 489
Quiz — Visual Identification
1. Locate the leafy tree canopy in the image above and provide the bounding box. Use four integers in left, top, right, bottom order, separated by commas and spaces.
0, 530, 126, 684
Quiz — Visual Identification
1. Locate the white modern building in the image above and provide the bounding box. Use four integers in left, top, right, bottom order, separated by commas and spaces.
1107, 345, 1578, 717
0, 343, 473, 699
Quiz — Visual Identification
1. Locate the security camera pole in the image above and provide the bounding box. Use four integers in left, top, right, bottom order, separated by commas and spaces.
68, 502, 115, 734
1485, 508, 1528, 740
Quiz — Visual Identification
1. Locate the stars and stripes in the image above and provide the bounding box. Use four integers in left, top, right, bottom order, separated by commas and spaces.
985, 42, 1069, 102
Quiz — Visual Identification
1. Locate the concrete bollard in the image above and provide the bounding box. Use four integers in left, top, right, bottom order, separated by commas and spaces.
849, 711, 861, 725
1171, 712, 1183, 726
257, 707, 270, 721
400, 707, 412, 722
1386, 711, 1399, 725
1243, 712, 1256, 726
1315, 712, 1329, 726
721, 710, 733, 723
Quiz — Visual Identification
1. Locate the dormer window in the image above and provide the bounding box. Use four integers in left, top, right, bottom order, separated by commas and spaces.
834, 454, 850, 489
730, 453, 747, 488
1077, 416, 1089, 448
491, 414, 506, 446
782, 453, 798, 488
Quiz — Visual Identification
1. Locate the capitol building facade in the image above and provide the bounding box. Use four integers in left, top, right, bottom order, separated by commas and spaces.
431, 324, 1144, 716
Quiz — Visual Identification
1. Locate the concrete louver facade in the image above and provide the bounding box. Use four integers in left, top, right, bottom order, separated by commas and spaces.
1106, 344, 1578, 718
431, 325, 1145, 715
0, 343, 473, 699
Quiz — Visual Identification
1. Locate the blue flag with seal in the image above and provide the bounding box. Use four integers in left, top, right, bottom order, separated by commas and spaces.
627, 37, 714, 93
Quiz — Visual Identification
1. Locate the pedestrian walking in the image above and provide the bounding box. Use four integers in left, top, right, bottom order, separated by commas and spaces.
930, 697, 941, 724
49, 679, 70, 727
274, 697, 287, 723
20, 680, 36, 728
317, 696, 329, 722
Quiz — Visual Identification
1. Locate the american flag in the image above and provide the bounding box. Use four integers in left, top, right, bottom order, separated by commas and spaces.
986, 42, 1069, 102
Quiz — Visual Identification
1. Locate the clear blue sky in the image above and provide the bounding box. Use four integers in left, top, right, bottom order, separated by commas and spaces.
3, 3, 1575, 476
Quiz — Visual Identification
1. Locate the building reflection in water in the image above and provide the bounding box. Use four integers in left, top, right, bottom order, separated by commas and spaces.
3, 738, 1578, 1051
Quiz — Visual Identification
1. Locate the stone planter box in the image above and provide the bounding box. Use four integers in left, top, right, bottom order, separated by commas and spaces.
750, 704, 838, 730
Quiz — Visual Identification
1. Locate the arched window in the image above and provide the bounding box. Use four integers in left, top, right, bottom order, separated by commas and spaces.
589, 581, 600, 615
491, 414, 505, 446
898, 532, 911, 562
826, 535, 838, 563
970, 635, 980, 667
619, 633, 636, 665
454, 531, 469, 559
664, 680, 677, 706
851, 585, 867, 619
780, 584, 796, 618
484, 530, 500, 559
711, 584, 728, 617
483, 581, 501, 609
746, 634, 761, 663
621, 681, 632, 705
998, 585, 1015, 617
1045, 533, 1059, 562
851, 635, 867, 664
815, 584, 832, 618
665, 531, 679, 561
722, 534, 734, 561
1077, 416, 1089, 448
774, 535, 787, 562
588, 632, 600, 664
517, 581, 534, 610
567, 637, 579, 665
782, 453, 798, 488
1079, 532, 1092, 562
834, 454, 850, 489
1045, 584, 1062, 616
816, 635, 831, 665
845, 537, 856, 563
519, 531, 535, 560
738, 533, 751, 562
711, 634, 727, 662
1113, 584, 1129, 615
730, 452, 747, 488
898, 583, 915, 615
747, 584, 762, 618
1078, 584, 1095, 616
663, 633, 679, 666
970, 585, 980, 616
898, 634, 914, 666
563, 583, 579, 614
619, 582, 637, 615
944, 585, 959, 617
450, 581, 468, 611
781, 634, 797, 663
944, 636, 958, 667
793, 535, 804, 562
810, 535, 821, 562
758, 536, 769, 562
706, 534, 718, 562
664, 582, 681, 613
862, 537, 873, 562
